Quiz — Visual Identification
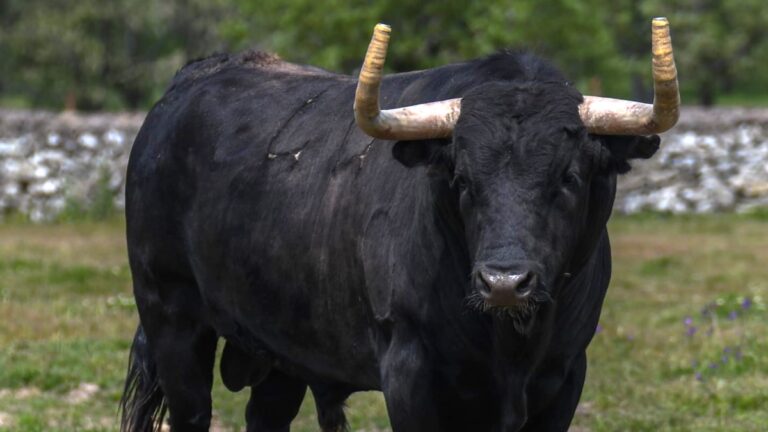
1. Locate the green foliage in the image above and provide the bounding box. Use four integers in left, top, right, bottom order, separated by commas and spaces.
1, 0, 767, 110
741, 206, 768, 221
235, 0, 631, 94
0, 0, 240, 110
642, 0, 768, 105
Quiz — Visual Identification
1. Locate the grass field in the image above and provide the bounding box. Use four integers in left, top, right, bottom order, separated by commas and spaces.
0, 214, 766, 431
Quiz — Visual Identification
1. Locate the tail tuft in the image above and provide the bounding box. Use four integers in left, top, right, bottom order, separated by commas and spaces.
313, 388, 350, 432
317, 402, 350, 432
119, 325, 167, 432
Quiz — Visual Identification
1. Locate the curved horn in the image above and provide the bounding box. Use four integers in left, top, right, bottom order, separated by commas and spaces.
354, 24, 461, 140
579, 17, 680, 135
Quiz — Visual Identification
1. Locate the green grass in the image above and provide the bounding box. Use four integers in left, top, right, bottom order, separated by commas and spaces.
0, 214, 766, 431
579, 214, 768, 431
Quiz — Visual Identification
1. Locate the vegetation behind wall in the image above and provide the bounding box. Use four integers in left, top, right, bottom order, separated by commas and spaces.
1, 0, 767, 111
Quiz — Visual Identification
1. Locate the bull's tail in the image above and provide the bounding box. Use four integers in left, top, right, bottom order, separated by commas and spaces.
119, 325, 167, 432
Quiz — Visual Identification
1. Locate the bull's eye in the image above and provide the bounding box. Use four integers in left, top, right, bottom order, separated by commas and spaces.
452, 174, 469, 191
562, 171, 583, 191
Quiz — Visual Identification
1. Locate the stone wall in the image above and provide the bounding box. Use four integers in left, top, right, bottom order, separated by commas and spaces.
616, 107, 768, 214
0, 107, 767, 221
0, 109, 144, 221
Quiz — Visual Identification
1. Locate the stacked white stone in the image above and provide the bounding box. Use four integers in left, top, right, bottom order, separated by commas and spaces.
616, 107, 768, 214
1, 107, 767, 221
0, 110, 144, 221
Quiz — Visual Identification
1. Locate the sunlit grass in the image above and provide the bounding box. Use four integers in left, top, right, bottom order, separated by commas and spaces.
0, 214, 766, 431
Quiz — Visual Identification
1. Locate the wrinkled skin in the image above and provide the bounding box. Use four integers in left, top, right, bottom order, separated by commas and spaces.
120, 49, 659, 432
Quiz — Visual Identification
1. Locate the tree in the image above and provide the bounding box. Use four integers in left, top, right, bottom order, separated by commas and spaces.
2, 0, 767, 110
229, 0, 630, 95
0, 0, 241, 110
642, 0, 768, 105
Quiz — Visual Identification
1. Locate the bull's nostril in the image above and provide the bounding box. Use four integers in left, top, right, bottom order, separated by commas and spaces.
516, 272, 534, 295
477, 272, 493, 294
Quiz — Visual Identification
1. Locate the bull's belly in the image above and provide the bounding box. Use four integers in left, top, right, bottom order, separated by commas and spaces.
197, 265, 383, 388
186, 182, 388, 388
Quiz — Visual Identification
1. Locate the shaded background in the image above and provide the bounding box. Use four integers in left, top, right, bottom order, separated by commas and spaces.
1, 0, 768, 111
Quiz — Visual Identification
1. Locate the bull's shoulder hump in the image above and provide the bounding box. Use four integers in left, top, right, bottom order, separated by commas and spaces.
171, 50, 346, 89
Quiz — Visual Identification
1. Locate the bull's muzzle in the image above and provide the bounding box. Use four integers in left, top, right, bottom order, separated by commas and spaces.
477, 270, 537, 307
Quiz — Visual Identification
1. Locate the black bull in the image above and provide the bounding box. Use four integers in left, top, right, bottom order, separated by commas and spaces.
120, 50, 660, 432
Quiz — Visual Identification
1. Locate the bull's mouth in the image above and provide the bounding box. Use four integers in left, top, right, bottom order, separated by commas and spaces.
465, 289, 552, 334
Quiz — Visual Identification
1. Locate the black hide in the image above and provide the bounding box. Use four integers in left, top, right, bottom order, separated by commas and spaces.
120, 49, 658, 432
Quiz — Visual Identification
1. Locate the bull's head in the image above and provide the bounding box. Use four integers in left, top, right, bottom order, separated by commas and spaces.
354, 20, 679, 324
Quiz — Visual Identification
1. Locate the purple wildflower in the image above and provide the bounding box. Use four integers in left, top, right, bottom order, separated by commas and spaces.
741, 297, 752, 310
595, 324, 603, 335
708, 362, 718, 370
695, 372, 703, 381
721, 355, 729, 364
727, 310, 738, 320
686, 326, 697, 337
684, 316, 693, 326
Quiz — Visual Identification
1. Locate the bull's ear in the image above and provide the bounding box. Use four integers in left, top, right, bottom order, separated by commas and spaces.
601, 135, 660, 174
392, 140, 448, 167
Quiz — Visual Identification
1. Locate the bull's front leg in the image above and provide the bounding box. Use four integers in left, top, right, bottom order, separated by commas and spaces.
379, 328, 440, 432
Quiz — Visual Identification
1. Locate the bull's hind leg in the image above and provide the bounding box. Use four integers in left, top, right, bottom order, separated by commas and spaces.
245, 370, 307, 432
136, 278, 218, 432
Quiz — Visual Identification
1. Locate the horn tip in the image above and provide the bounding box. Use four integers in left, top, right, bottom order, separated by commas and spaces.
374, 23, 391, 34
652, 17, 669, 26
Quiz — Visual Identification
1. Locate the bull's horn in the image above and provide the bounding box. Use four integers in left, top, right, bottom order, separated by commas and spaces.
579, 17, 680, 135
356, 19, 679, 140
354, 23, 461, 140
